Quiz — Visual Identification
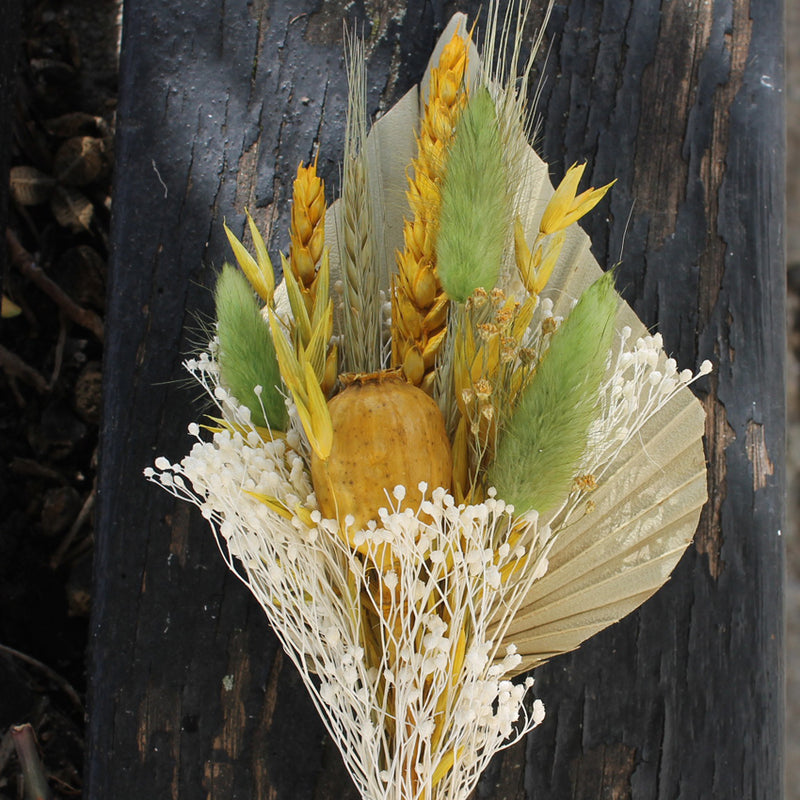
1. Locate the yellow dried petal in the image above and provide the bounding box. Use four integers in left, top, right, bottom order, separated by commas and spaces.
539, 163, 585, 235
245, 210, 275, 301
540, 163, 614, 235
292, 503, 316, 528
203, 416, 284, 443
322, 345, 338, 396
533, 230, 565, 294
303, 359, 333, 460
558, 181, 615, 229
513, 217, 540, 296
422, 327, 446, 369
403, 345, 425, 386
423, 294, 449, 331
512, 296, 539, 343
1, 295, 22, 318
292, 205, 314, 243
432, 746, 464, 787
308, 225, 325, 264
311, 250, 331, 329
268, 308, 306, 401
396, 291, 424, 340
420, 370, 437, 396
413, 265, 438, 308
224, 222, 274, 304
293, 246, 317, 287
305, 303, 333, 382
280, 253, 313, 346
245, 491, 294, 520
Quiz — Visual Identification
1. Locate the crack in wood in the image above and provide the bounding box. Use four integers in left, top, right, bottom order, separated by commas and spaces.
234, 138, 261, 211
634, 0, 713, 248
745, 420, 774, 491
569, 742, 637, 800
696, 380, 736, 579
136, 683, 181, 798
212, 631, 250, 761
697, 1, 753, 325
167, 502, 190, 568
250, 649, 284, 800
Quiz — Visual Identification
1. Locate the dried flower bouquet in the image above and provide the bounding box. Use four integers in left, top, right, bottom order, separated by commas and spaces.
148, 5, 710, 800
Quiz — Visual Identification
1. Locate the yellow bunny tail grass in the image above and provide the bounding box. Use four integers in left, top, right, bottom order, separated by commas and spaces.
488, 270, 618, 515
391, 29, 470, 389
214, 263, 287, 430
290, 157, 326, 297
436, 87, 509, 303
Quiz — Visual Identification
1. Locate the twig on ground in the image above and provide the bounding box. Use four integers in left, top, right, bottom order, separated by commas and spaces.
0, 727, 16, 778
11, 724, 53, 800
49, 311, 68, 388
0, 344, 49, 394
10, 458, 69, 484
50, 480, 96, 570
0, 645, 84, 714
6, 228, 104, 341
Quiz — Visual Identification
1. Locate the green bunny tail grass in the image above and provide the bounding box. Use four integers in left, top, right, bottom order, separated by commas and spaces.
488, 270, 618, 515
214, 263, 287, 430
436, 87, 509, 303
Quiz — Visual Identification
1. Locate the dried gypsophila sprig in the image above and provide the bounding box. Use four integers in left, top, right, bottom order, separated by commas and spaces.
147, 352, 549, 800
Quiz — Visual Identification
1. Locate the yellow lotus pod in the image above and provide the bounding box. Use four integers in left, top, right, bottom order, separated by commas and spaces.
310, 372, 452, 544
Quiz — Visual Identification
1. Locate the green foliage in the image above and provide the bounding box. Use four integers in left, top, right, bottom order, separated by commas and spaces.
436, 87, 509, 303
488, 271, 618, 515
214, 263, 287, 430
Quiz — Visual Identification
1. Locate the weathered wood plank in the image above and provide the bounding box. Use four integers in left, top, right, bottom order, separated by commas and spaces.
89, 1, 784, 798
523, 2, 785, 797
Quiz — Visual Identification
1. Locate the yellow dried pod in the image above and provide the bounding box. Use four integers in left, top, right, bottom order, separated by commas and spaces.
310, 372, 452, 537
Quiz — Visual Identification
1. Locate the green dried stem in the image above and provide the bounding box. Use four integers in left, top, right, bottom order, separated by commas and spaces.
12, 724, 53, 800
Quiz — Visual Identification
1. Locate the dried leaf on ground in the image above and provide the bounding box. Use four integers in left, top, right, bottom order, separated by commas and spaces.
9, 165, 56, 206
53, 136, 107, 186
45, 111, 109, 138
50, 185, 94, 231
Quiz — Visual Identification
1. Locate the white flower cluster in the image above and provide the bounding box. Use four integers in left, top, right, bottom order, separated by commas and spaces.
587, 328, 711, 471
529, 326, 713, 526
147, 351, 549, 800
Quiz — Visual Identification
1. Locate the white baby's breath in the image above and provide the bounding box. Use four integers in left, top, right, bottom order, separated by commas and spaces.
148, 350, 550, 800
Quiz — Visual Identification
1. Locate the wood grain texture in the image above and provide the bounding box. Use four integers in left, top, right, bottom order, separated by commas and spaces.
526, 1, 785, 797
89, 1, 784, 798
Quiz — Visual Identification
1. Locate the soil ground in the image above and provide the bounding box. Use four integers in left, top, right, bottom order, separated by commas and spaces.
1, 0, 119, 795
